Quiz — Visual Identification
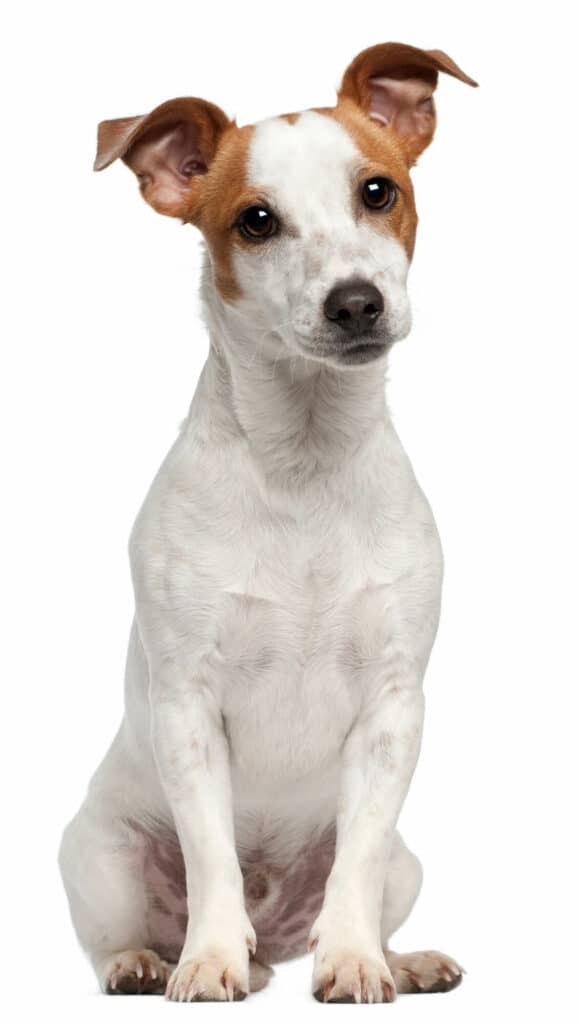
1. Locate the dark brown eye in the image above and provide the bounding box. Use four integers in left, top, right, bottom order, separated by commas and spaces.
238, 206, 277, 240
362, 177, 397, 211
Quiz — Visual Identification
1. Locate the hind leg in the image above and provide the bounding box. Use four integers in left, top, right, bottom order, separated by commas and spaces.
59, 796, 273, 996
381, 833, 463, 995
59, 798, 172, 994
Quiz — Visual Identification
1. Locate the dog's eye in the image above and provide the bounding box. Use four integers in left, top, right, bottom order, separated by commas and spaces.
238, 206, 277, 240
362, 177, 397, 211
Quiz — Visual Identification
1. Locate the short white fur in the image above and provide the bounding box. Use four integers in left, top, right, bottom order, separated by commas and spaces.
59, 107, 462, 1004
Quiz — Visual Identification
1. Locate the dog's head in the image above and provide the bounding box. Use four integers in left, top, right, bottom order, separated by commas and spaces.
96, 43, 476, 369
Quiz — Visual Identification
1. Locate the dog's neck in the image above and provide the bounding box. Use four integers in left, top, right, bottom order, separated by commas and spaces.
189, 278, 390, 487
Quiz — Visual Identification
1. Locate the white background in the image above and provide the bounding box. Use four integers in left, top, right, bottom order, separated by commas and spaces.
3, 1, 578, 1020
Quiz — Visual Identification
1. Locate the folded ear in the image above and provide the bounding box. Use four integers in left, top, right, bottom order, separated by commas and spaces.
94, 97, 231, 218
338, 42, 478, 166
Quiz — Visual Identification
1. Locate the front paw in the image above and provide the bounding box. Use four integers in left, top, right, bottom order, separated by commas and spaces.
312, 949, 396, 1004
166, 952, 249, 1002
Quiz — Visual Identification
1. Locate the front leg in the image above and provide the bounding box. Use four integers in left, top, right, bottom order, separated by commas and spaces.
150, 669, 255, 1001
310, 680, 424, 1003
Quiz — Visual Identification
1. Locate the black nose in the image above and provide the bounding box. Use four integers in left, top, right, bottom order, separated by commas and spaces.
324, 280, 384, 336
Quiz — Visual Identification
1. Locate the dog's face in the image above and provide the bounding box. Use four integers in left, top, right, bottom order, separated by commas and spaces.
212, 107, 415, 369
96, 44, 476, 369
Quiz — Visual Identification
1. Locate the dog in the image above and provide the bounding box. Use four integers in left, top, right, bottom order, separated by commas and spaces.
59, 42, 477, 1003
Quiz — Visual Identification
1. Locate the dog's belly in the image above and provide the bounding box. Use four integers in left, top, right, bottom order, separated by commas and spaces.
241, 823, 336, 962
141, 821, 336, 964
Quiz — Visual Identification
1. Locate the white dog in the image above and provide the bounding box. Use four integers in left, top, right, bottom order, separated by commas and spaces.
59, 42, 477, 1003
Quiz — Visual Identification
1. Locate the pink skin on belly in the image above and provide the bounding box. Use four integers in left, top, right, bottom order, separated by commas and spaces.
138, 823, 336, 964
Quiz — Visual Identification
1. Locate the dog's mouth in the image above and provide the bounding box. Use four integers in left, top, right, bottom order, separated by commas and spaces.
333, 340, 389, 365
314, 336, 390, 369
291, 328, 391, 368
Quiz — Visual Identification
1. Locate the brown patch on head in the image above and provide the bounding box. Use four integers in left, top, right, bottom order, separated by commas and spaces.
327, 42, 477, 257
94, 97, 259, 303
193, 123, 256, 303
329, 102, 418, 258
94, 97, 231, 218
338, 42, 477, 167
278, 111, 301, 125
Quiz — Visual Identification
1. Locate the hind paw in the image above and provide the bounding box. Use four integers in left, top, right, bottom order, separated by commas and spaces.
385, 949, 464, 994
104, 949, 171, 994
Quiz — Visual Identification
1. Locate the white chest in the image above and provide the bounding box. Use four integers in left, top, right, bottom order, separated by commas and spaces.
204, 520, 426, 784
133, 426, 442, 790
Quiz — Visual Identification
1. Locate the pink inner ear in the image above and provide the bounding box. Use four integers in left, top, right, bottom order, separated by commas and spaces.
129, 121, 207, 181
125, 121, 207, 216
368, 76, 435, 138
165, 122, 208, 178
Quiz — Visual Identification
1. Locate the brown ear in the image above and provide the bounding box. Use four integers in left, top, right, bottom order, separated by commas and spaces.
339, 42, 478, 166
94, 97, 231, 218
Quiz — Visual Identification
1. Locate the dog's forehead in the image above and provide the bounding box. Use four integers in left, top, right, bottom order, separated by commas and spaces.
247, 111, 360, 222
